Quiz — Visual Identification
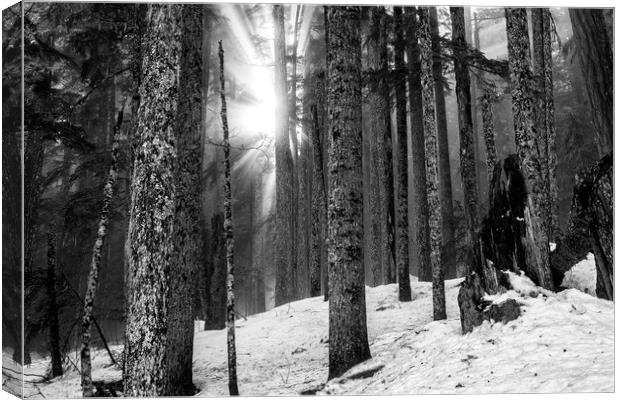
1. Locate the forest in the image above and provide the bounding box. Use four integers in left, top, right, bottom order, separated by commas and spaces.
1, 2, 614, 397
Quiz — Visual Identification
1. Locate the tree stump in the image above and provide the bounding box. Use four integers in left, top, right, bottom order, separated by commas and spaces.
458, 273, 521, 334
550, 153, 613, 299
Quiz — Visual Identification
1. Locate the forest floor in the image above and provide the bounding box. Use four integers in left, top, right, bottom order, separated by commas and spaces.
15, 253, 614, 397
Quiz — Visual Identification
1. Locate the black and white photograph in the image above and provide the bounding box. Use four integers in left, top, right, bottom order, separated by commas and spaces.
1, 1, 615, 397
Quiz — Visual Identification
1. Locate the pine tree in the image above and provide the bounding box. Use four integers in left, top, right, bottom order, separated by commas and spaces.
405, 7, 433, 283
419, 7, 446, 320
505, 7, 554, 290
393, 7, 411, 302
481, 89, 497, 183
166, 5, 203, 395
218, 41, 240, 397
325, 5, 371, 379
123, 4, 182, 395
531, 8, 558, 240
449, 7, 486, 288
306, 36, 327, 298
430, 6, 456, 279
366, 7, 394, 286
273, 4, 296, 306
46, 227, 63, 379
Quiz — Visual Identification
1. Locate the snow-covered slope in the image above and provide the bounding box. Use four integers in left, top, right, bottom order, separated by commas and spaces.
24, 273, 613, 398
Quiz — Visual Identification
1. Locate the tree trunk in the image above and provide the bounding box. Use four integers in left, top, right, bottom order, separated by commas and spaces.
123, 5, 182, 396
542, 9, 558, 241
307, 37, 327, 298
569, 9, 613, 155
481, 89, 497, 184
532, 8, 557, 240
505, 8, 554, 291
81, 106, 123, 397
46, 227, 63, 378
430, 6, 456, 279
367, 7, 395, 287
405, 7, 432, 283
325, 6, 371, 379
205, 213, 227, 330
419, 7, 446, 320
393, 7, 412, 302
273, 5, 297, 306
450, 7, 486, 287
165, 6, 203, 395
218, 41, 240, 396
361, 9, 381, 287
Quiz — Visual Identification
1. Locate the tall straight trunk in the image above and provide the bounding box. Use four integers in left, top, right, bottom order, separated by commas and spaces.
363, 7, 394, 286
46, 227, 63, 378
542, 9, 557, 240
81, 106, 123, 397
531, 8, 550, 239
325, 6, 371, 379
368, 7, 395, 287
298, 134, 311, 296
532, 8, 557, 239
123, 5, 181, 396
198, 5, 214, 324
299, 47, 312, 296
569, 9, 613, 155
289, 6, 301, 298
430, 6, 456, 279
165, 6, 203, 395
273, 5, 297, 306
449, 7, 486, 286
405, 7, 432, 283
419, 7, 446, 320
481, 89, 497, 183
505, 8, 554, 290
309, 68, 328, 298
218, 41, 239, 396
393, 7, 411, 302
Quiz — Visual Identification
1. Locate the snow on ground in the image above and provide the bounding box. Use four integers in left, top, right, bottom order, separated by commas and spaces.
561, 252, 597, 295
25, 270, 613, 397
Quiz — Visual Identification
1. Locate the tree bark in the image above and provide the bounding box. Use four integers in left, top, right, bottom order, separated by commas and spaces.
430, 6, 456, 279
405, 7, 432, 283
205, 213, 227, 329
325, 6, 371, 379
307, 38, 327, 298
46, 227, 63, 379
273, 5, 297, 306
123, 5, 182, 396
218, 41, 240, 396
481, 89, 497, 184
419, 7, 446, 320
505, 8, 554, 291
81, 106, 123, 397
165, 5, 203, 395
450, 7, 486, 287
371, 7, 396, 286
569, 9, 613, 155
393, 7, 411, 302
369, 7, 395, 287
